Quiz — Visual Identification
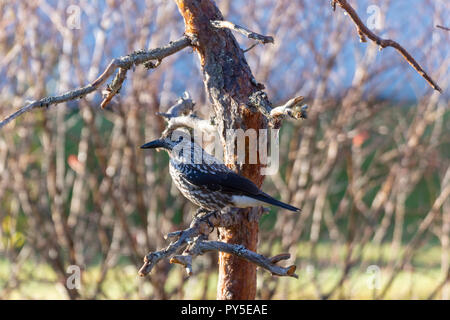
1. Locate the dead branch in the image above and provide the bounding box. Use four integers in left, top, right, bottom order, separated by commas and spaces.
100, 67, 128, 109
243, 43, 259, 53
333, 0, 442, 92
436, 25, 450, 31
270, 96, 308, 120
157, 92, 216, 136
210, 20, 274, 45
0, 36, 191, 129
187, 239, 297, 278
138, 210, 244, 276
249, 91, 308, 128
138, 209, 297, 278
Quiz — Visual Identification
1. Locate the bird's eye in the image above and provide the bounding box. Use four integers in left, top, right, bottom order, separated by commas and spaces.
170, 136, 182, 143
169, 132, 188, 145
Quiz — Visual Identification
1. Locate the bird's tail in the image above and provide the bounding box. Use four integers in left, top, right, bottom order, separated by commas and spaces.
252, 193, 301, 212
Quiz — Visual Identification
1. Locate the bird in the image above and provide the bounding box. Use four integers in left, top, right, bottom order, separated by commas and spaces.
140, 131, 301, 213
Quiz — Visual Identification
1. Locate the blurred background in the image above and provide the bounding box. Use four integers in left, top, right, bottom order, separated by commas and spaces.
0, 0, 449, 299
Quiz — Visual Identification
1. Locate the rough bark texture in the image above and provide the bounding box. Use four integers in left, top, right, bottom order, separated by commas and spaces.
175, 0, 270, 300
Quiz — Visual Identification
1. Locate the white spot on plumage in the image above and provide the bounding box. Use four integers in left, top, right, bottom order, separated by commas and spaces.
231, 195, 265, 208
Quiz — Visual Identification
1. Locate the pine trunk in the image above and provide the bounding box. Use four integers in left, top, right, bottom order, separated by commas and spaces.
175, 0, 269, 300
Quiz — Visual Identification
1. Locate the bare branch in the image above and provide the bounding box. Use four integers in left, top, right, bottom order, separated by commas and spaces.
249, 91, 308, 128
156, 92, 195, 119
157, 93, 217, 135
270, 96, 308, 120
436, 25, 450, 31
243, 43, 259, 53
165, 115, 217, 135
138, 209, 297, 278
0, 36, 191, 129
333, 0, 442, 92
188, 240, 298, 278
170, 254, 193, 276
211, 20, 274, 45
100, 67, 127, 109
331, 0, 337, 11
138, 210, 236, 276
269, 253, 291, 264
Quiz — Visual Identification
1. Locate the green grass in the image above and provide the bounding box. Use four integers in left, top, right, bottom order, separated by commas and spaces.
0, 241, 446, 299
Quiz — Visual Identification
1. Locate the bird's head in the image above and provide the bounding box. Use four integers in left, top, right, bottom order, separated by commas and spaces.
140, 130, 189, 152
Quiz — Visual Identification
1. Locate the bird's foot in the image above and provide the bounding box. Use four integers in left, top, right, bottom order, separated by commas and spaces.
193, 208, 209, 218
193, 209, 218, 234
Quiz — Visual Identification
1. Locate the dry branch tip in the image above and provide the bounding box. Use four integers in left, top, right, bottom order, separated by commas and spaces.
333, 0, 442, 93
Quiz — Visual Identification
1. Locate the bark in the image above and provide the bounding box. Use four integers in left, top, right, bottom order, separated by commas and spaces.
175, 0, 270, 300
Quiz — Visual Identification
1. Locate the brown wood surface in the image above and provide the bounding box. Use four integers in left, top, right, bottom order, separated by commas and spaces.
175, 0, 270, 300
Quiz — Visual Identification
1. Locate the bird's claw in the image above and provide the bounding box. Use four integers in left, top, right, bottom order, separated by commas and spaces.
193, 209, 217, 234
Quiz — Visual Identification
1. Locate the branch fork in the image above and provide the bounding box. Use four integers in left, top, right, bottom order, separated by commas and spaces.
138, 209, 298, 278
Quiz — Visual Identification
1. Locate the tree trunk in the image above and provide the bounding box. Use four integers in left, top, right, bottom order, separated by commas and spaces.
175, 0, 269, 300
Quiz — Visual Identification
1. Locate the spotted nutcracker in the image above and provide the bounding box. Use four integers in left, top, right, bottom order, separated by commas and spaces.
141, 133, 301, 213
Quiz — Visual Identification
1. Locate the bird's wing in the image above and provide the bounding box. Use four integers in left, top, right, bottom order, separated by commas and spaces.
178, 162, 301, 212
180, 163, 262, 196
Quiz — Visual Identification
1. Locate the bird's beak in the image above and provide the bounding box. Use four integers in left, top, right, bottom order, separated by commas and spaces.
140, 139, 166, 149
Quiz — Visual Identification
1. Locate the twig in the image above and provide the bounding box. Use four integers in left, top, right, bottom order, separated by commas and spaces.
243, 43, 259, 53
100, 67, 127, 109
0, 36, 191, 129
249, 91, 308, 128
211, 20, 274, 44
331, 0, 337, 11
270, 96, 308, 120
156, 92, 196, 119
170, 254, 194, 276
157, 92, 217, 135
333, 0, 442, 92
436, 25, 450, 32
